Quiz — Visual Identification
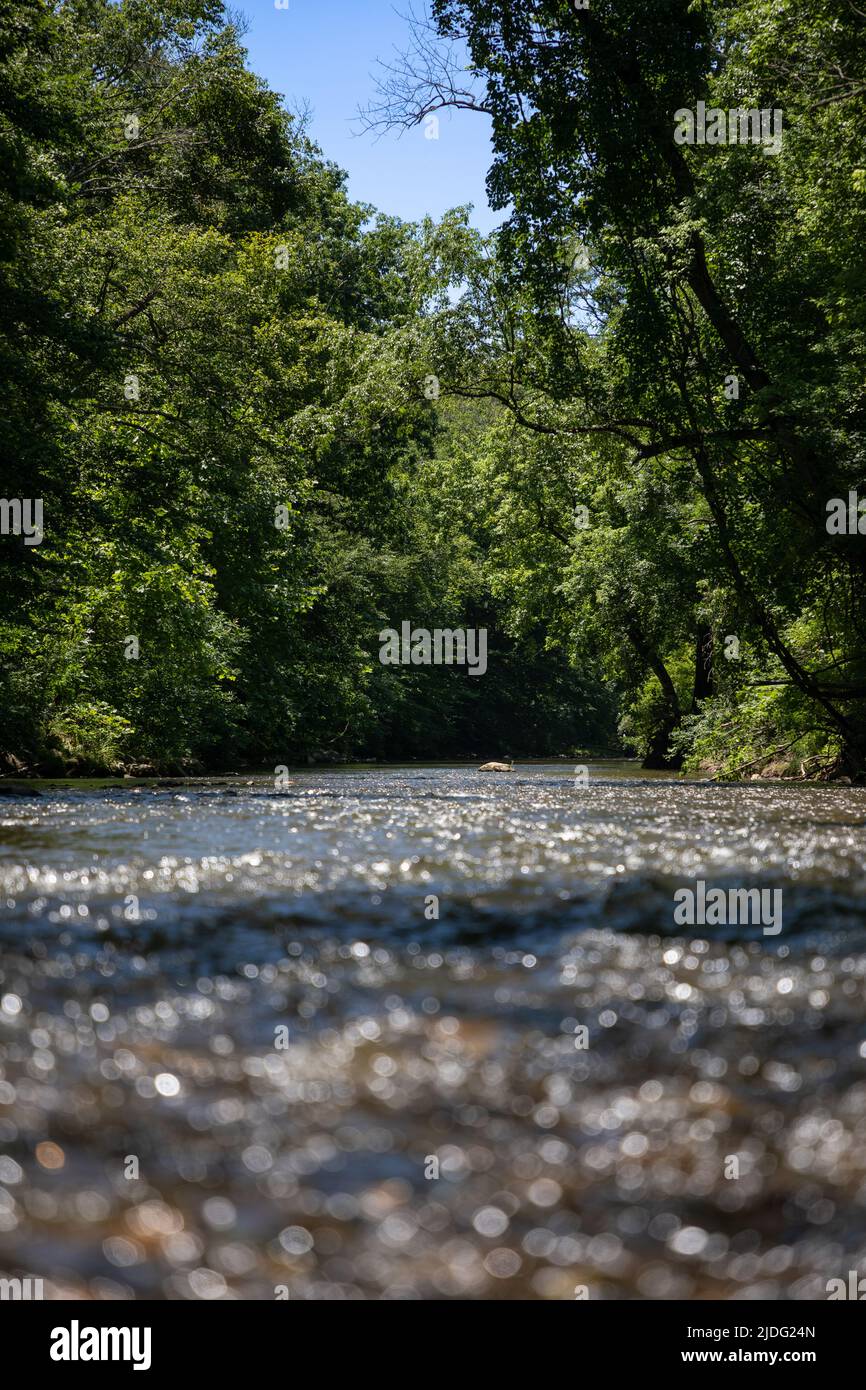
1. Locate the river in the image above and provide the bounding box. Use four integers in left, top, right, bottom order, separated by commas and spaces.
1, 762, 865, 1299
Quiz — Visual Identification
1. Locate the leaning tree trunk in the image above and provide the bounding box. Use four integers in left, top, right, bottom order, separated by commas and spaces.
625, 614, 684, 769
692, 626, 714, 709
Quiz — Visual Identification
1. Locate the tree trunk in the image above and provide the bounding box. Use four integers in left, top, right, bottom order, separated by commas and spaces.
625, 614, 684, 769
692, 626, 713, 709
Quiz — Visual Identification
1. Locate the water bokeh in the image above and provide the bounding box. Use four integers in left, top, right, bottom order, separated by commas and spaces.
2, 763, 866, 1299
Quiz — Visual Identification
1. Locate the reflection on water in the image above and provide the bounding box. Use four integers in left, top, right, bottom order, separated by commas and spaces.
1, 763, 866, 1299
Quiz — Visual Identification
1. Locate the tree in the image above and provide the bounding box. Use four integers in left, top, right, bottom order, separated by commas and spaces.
363, 0, 866, 773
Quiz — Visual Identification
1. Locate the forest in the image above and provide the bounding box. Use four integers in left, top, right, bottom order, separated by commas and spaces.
2, 0, 865, 779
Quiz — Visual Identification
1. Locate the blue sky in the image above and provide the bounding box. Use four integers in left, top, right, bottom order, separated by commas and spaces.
235, 0, 500, 232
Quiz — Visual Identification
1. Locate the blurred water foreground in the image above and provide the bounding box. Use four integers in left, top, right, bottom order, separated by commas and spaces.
1, 763, 866, 1300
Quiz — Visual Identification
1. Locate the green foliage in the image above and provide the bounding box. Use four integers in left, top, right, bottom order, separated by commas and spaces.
417, 0, 866, 776
6, 0, 864, 777
44, 701, 134, 773
0, 0, 616, 772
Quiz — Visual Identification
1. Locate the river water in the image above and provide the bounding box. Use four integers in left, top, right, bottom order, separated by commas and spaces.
2, 762, 866, 1300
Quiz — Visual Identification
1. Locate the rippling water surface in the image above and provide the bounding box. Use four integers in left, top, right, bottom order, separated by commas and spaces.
2, 762, 866, 1299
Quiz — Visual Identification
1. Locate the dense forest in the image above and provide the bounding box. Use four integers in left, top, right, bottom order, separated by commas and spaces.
2, 0, 865, 778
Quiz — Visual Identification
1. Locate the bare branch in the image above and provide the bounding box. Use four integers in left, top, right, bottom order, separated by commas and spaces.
356, 2, 490, 138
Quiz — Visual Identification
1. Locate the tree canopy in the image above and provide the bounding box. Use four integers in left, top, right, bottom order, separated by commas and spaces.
2, 0, 864, 778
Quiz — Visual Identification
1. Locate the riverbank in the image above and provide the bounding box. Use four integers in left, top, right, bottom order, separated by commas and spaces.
0, 749, 626, 781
